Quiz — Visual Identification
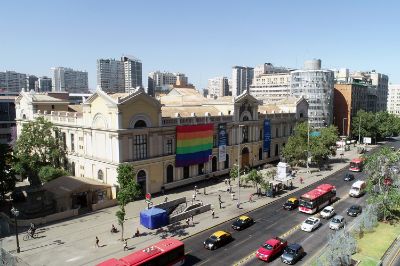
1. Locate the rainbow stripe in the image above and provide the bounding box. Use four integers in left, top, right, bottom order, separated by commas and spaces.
176, 124, 214, 167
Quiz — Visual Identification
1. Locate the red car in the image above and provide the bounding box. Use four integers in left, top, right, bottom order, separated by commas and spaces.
256, 237, 288, 262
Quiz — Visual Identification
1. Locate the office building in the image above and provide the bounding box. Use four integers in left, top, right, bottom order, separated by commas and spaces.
0, 71, 27, 93
388, 84, 400, 116
333, 82, 368, 136
37, 76, 52, 92
97, 58, 125, 93
122, 56, 142, 92
148, 71, 189, 97
290, 59, 334, 128
250, 63, 292, 102
207, 76, 230, 97
27, 75, 38, 91
232, 66, 254, 97
0, 95, 17, 144
52, 67, 89, 93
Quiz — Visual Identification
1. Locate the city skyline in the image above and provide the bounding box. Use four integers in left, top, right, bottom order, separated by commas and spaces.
1, 0, 399, 90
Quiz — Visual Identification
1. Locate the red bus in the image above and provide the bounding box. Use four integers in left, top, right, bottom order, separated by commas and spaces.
349, 158, 364, 172
299, 184, 336, 214
97, 238, 185, 266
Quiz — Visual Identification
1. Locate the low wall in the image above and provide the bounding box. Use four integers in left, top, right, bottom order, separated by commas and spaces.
164, 169, 229, 190
169, 204, 211, 224
92, 199, 118, 211
153, 197, 186, 210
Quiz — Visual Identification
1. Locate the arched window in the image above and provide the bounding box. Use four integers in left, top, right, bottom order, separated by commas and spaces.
137, 170, 147, 196
134, 120, 147, 128
259, 148, 263, 160
98, 170, 104, 181
212, 156, 217, 172
224, 154, 230, 169
275, 144, 279, 156
243, 115, 249, 121
166, 165, 174, 183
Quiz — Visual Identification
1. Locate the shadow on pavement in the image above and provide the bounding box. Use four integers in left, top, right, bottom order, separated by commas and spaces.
183, 254, 203, 265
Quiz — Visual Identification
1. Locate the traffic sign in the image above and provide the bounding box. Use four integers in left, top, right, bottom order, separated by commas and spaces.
145, 193, 151, 200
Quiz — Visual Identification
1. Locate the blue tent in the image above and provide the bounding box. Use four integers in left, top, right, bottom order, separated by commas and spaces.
140, 207, 168, 229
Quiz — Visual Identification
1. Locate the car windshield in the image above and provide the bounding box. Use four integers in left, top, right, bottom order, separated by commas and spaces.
209, 235, 219, 241
305, 219, 315, 225
351, 187, 360, 191
322, 209, 330, 213
299, 199, 314, 209
262, 243, 273, 250
332, 218, 341, 223
284, 247, 296, 254
350, 206, 359, 211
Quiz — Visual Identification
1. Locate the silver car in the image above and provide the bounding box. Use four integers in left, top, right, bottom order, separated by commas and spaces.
329, 215, 345, 230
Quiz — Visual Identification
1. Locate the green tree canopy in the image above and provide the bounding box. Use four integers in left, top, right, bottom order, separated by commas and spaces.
243, 169, 263, 193
115, 164, 141, 240
13, 117, 66, 186
0, 144, 16, 201
364, 147, 400, 221
38, 166, 68, 183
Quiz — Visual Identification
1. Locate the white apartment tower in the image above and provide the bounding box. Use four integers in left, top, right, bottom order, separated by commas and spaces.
387, 84, 400, 115
52, 67, 89, 93
290, 59, 334, 128
207, 76, 230, 97
0, 71, 27, 92
232, 66, 254, 97
97, 59, 125, 93
122, 56, 142, 92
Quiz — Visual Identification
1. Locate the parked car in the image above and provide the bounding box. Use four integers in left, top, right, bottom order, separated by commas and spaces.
301, 217, 321, 232
256, 237, 288, 262
281, 243, 305, 265
329, 215, 345, 230
231, 215, 254, 230
204, 231, 233, 250
283, 197, 299, 210
347, 205, 362, 217
320, 206, 335, 219
343, 172, 355, 182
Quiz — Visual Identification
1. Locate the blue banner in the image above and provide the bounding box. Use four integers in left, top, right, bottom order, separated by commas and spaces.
263, 119, 271, 152
218, 123, 227, 162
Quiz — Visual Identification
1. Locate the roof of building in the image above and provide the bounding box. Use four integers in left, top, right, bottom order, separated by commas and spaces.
68, 105, 83, 113
161, 106, 221, 117
30, 94, 68, 102
43, 176, 110, 198
168, 87, 202, 96
258, 104, 282, 114
0, 96, 17, 101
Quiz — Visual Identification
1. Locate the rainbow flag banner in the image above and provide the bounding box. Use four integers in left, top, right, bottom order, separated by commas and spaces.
176, 124, 214, 167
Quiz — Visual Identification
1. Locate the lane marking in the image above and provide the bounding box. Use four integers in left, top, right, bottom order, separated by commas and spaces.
197, 259, 210, 266
232, 236, 253, 247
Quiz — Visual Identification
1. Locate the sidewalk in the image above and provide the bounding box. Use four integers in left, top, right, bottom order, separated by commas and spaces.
3, 145, 365, 266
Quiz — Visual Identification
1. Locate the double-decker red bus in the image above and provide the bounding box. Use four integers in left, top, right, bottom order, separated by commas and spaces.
299, 184, 336, 214
349, 158, 364, 172
97, 238, 185, 266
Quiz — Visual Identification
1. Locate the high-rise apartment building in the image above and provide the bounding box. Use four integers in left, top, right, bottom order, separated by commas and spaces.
207, 76, 230, 97
387, 84, 400, 116
37, 76, 52, 92
290, 59, 334, 128
148, 71, 188, 97
250, 63, 292, 102
232, 66, 254, 97
52, 67, 89, 93
27, 75, 38, 91
97, 58, 125, 93
0, 71, 27, 92
122, 56, 142, 92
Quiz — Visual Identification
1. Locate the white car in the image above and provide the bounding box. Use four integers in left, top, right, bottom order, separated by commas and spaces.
320, 206, 335, 219
301, 217, 321, 232
329, 215, 345, 230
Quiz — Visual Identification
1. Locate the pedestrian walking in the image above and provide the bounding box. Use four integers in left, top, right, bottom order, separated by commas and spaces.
218, 194, 221, 201
228, 179, 231, 186
123, 240, 128, 251
249, 194, 253, 202
135, 228, 140, 237
300, 177, 304, 184
231, 192, 234, 201
290, 181, 293, 190
191, 214, 194, 224
224, 179, 228, 185
219, 201, 222, 209
186, 218, 190, 226
95, 236, 99, 248
164, 196, 168, 203
212, 209, 215, 219
192, 194, 196, 204
203, 187, 206, 195
236, 201, 240, 208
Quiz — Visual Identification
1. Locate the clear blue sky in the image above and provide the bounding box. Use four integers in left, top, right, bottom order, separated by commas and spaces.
1, 0, 399, 90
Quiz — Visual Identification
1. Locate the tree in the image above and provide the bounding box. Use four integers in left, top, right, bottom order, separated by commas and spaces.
364, 147, 400, 221
0, 144, 16, 201
229, 164, 244, 180
115, 164, 141, 240
310, 125, 339, 168
244, 169, 263, 193
322, 230, 357, 266
282, 122, 308, 166
13, 117, 66, 186
351, 110, 378, 143
38, 166, 68, 183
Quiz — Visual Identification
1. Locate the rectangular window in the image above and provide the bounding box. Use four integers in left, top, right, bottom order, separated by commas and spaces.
134, 134, 147, 160
70, 133, 75, 152
213, 135, 217, 148
62, 132, 66, 150
166, 138, 173, 155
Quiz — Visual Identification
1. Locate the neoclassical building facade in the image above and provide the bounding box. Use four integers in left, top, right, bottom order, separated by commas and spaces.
15, 88, 308, 197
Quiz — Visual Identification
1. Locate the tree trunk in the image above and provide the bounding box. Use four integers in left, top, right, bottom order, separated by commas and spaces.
121, 223, 124, 241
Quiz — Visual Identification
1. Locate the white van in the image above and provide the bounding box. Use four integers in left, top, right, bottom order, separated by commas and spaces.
349, 180, 366, 197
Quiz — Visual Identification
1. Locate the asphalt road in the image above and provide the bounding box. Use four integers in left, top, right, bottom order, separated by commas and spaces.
183, 140, 400, 266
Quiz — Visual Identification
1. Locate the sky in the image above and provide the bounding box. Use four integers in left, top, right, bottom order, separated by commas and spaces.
1, 0, 400, 90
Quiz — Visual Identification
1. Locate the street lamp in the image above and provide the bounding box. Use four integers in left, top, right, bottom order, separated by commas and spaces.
11, 207, 20, 253
342, 118, 348, 136
237, 124, 244, 208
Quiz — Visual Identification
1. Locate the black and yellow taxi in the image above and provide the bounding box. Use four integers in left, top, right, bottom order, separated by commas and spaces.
231, 215, 254, 230
283, 197, 299, 210
203, 230, 233, 250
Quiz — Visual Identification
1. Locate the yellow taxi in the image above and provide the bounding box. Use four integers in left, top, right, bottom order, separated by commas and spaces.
283, 197, 299, 210
231, 215, 254, 230
203, 230, 233, 250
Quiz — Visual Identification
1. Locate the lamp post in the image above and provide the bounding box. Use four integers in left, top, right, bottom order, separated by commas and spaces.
307, 119, 311, 173
11, 207, 20, 253
342, 117, 348, 136
237, 124, 244, 208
